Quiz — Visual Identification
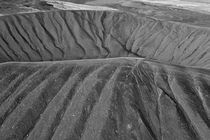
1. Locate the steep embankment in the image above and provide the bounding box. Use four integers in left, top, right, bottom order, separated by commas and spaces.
0, 58, 209, 140
1, 9, 210, 68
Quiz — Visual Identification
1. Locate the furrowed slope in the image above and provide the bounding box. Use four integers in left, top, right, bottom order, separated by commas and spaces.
1, 9, 210, 68
0, 2, 210, 140
0, 58, 209, 140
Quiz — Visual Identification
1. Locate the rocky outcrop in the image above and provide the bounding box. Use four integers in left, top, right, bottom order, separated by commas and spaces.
0, 58, 209, 140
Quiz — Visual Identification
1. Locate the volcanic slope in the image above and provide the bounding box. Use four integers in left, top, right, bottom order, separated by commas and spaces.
0, 58, 209, 140
1, 7, 210, 68
0, 1, 210, 140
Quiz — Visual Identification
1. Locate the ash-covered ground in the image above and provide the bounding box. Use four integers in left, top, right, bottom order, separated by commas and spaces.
0, 0, 209, 140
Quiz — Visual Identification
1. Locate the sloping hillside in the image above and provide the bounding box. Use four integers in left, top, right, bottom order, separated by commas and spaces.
0, 1, 209, 140
0, 58, 209, 140
1, 5, 210, 68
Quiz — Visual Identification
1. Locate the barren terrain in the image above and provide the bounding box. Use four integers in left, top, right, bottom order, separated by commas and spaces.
0, 0, 209, 140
